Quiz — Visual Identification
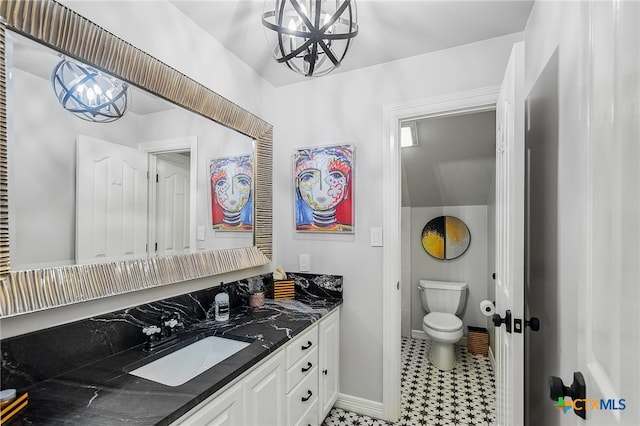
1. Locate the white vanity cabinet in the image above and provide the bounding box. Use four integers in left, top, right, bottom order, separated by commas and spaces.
242, 352, 285, 425
286, 308, 341, 426
172, 307, 340, 426
285, 325, 319, 425
174, 382, 243, 425
173, 352, 284, 426
318, 309, 340, 422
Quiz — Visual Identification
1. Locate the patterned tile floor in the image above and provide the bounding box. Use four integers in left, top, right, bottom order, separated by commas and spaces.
322, 337, 496, 426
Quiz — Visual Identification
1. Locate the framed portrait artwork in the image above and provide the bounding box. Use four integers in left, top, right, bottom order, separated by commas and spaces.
293, 144, 354, 233
210, 155, 253, 231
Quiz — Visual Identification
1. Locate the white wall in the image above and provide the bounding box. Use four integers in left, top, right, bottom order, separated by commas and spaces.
2, 0, 275, 339
9, 68, 141, 269
409, 206, 488, 333
273, 33, 522, 404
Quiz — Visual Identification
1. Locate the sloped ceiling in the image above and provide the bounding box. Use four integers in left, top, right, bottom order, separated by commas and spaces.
401, 110, 496, 207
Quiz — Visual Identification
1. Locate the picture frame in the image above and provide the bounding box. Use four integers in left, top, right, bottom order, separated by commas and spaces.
293, 144, 355, 233
209, 155, 253, 231
421, 215, 471, 260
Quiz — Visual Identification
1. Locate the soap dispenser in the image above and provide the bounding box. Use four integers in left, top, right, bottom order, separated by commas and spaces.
214, 283, 230, 321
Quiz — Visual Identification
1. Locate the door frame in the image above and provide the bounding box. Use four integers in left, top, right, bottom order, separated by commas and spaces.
139, 136, 198, 254
381, 86, 500, 421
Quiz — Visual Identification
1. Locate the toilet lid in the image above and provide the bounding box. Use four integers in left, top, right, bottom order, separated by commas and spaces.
423, 312, 463, 332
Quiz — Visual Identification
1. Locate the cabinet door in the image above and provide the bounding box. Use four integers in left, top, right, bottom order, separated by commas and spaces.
176, 383, 242, 426
243, 352, 285, 426
318, 309, 340, 421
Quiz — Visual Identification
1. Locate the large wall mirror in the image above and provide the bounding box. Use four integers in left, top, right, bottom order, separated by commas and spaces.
0, 0, 273, 317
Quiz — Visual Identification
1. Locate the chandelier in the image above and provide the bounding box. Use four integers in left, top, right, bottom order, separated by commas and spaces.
262, 0, 358, 77
51, 59, 129, 123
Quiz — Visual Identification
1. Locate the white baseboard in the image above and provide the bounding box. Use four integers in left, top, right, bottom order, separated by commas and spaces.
335, 393, 385, 420
410, 329, 428, 340
410, 329, 468, 346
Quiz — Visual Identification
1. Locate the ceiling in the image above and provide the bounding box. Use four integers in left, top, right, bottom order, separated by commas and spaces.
169, 0, 533, 87
167, 1, 528, 208
401, 110, 496, 207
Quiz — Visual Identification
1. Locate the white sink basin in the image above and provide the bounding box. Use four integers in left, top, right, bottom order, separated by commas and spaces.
129, 336, 251, 386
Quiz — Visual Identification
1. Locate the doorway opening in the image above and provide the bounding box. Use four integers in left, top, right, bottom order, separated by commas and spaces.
382, 87, 500, 422
139, 136, 198, 257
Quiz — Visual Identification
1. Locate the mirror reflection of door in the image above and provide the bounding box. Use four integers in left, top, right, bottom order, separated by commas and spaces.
76, 135, 148, 263
153, 152, 190, 256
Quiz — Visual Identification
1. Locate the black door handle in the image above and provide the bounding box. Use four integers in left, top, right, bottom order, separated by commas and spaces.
492, 310, 512, 333
549, 372, 586, 419
301, 390, 313, 402
301, 362, 313, 372
301, 341, 312, 350
526, 317, 540, 331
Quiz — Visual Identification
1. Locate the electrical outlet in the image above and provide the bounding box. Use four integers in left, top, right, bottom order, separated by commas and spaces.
299, 254, 310, 272
197, 225, 206, 241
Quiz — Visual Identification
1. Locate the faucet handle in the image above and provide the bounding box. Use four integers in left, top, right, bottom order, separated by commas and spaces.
164, 318, 178, 328
142, 325, 161, 336
163, 312, 183, 329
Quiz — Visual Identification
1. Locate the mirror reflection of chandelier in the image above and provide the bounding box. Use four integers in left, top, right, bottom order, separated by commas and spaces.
262, 0, 358, 77
51, 59, 129, 123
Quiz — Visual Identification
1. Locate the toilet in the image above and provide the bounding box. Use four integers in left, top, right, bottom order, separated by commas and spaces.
418, 279, 468, 371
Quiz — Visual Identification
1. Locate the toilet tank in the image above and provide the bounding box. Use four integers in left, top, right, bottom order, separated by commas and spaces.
418, 280, 468, 315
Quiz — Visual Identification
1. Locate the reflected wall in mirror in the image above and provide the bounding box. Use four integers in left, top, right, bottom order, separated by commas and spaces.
0, 0, 273, 317
8, 32, 254, 269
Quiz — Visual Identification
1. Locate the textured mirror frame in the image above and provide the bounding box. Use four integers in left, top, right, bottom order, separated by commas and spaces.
0, 0, 273, 317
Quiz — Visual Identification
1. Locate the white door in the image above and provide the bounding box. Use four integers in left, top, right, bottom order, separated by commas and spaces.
494, 41, 525, 426
577, 1, 639, 424
76, 135, 148, 263
155, 153, 190, 255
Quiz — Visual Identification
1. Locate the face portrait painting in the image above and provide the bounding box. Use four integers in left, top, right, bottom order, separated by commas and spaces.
210, 155, 253, 230
294, 145, 354, 233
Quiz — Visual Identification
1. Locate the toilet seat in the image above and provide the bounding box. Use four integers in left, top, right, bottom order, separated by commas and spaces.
423, 312, 463, 332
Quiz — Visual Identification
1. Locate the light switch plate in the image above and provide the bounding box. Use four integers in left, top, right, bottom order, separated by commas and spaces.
299, 254, 310, 272
370, 227, 383, 247
197, 225, 206, 241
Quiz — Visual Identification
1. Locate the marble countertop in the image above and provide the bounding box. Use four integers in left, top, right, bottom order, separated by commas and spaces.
11, 298, 341, 425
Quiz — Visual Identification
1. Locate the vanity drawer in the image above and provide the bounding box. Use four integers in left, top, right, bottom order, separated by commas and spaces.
294, 399, 319, 426
286, 326, 318, 369
286, 347, 318, 392
286, 365, 319, 426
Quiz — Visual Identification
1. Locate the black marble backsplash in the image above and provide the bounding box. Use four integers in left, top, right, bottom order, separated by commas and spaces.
1, 272, 342, 392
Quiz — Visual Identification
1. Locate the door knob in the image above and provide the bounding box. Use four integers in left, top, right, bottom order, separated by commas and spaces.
492, 310, 512, 333
549, 372, 586, 419
526, 317, 540, 331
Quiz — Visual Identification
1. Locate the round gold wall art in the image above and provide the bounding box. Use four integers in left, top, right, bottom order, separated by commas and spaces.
421, 216, 471, 260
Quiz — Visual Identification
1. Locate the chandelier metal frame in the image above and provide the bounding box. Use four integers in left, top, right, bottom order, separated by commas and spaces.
262, 0, 359, 77
51, 59, 129, 123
